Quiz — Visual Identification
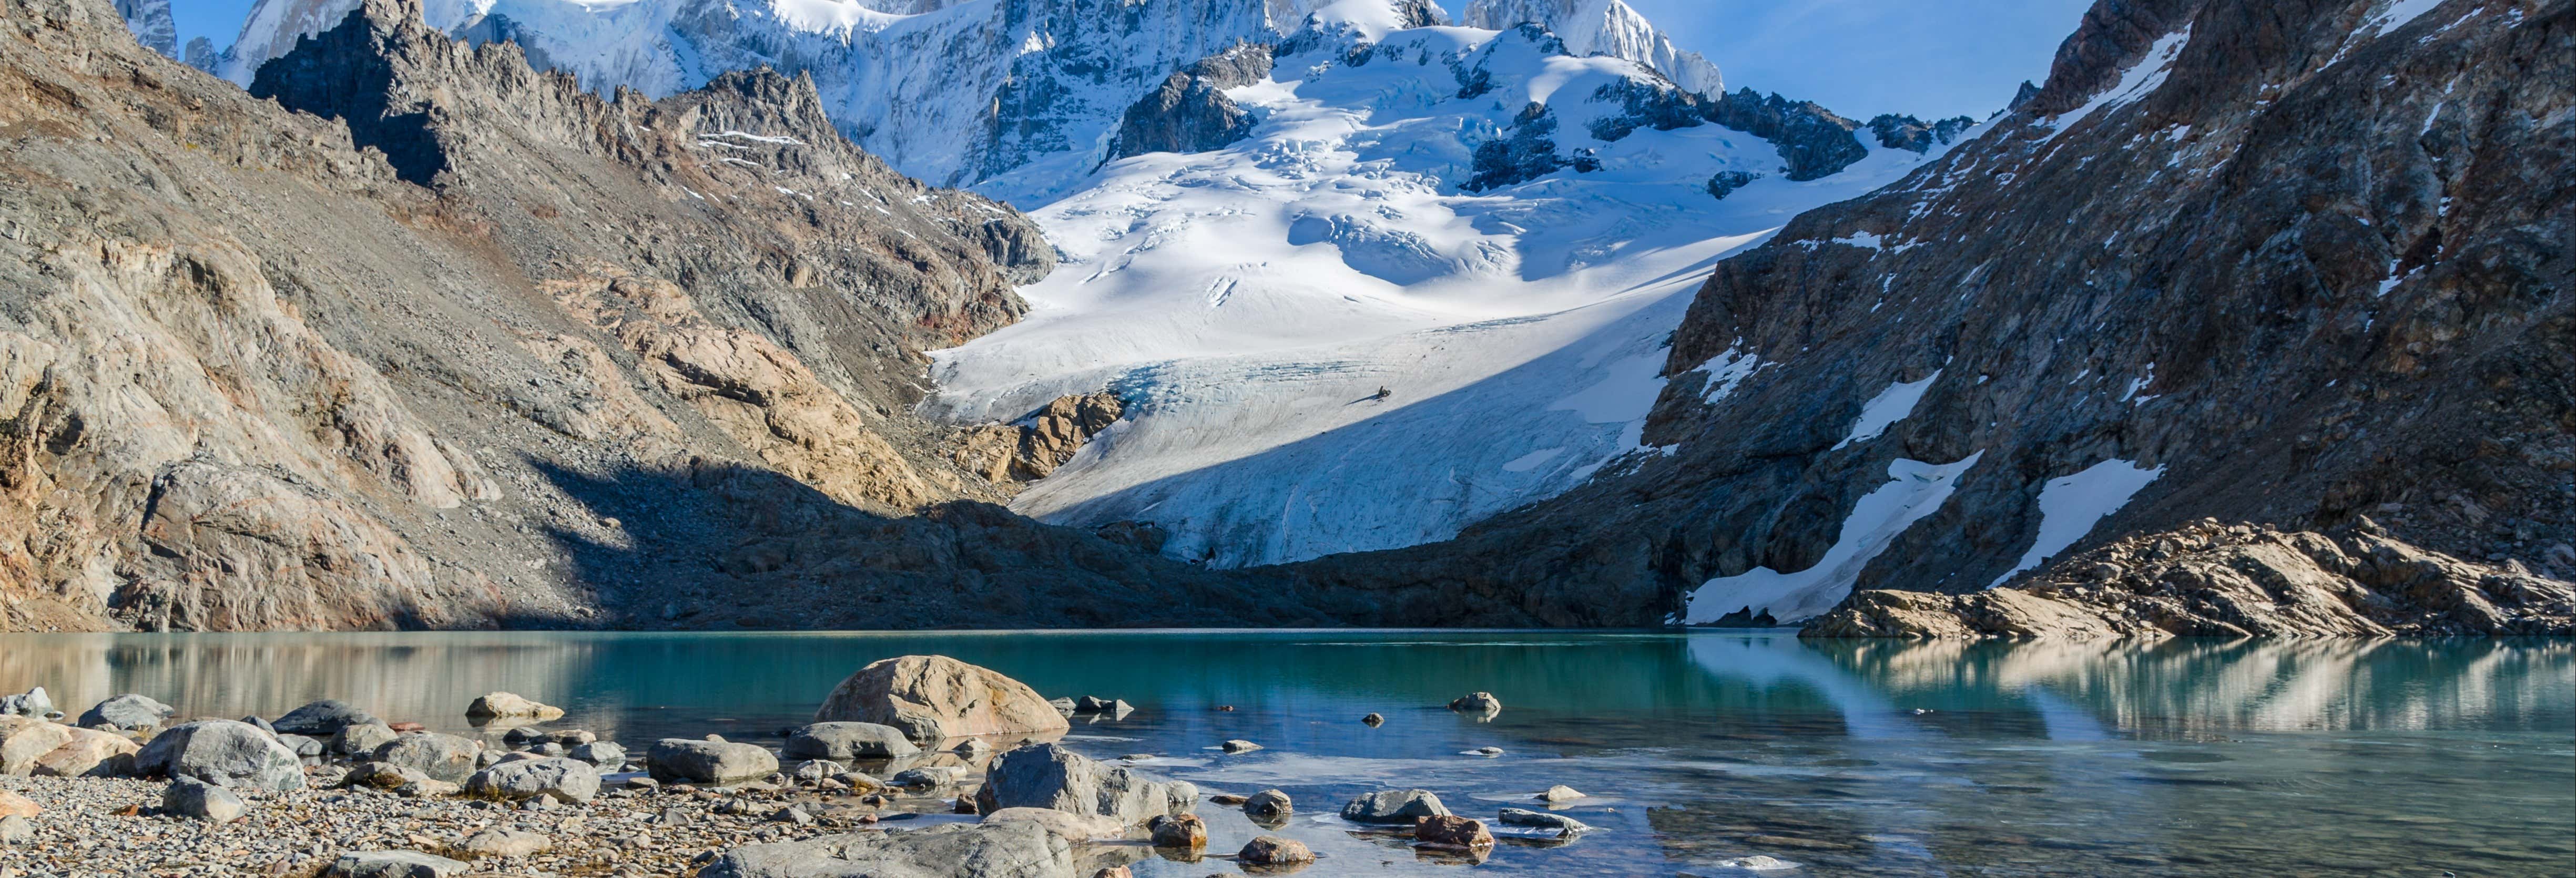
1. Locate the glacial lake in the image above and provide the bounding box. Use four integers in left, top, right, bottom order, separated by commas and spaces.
2, 630, 2570, 876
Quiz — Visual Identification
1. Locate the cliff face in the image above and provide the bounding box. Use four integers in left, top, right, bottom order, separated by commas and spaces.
1289, 0, 2574, 629
0, 0, 1310, 632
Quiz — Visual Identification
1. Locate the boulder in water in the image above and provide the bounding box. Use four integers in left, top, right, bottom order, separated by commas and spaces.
1341, 789, 1449, 824
1237, 835, 1314, 866
465, 692, 564, 722
813, 656, 1068, 744
973, 743, 1196, 828
783, 721, 919, 761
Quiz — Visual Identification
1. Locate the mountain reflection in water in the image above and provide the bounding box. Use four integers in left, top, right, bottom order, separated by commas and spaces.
0, 630, 2566, 876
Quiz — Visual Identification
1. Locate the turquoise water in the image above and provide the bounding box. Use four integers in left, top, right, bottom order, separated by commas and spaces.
2, 630, 2570, 876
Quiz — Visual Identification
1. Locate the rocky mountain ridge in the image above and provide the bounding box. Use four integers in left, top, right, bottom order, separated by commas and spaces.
1284, 0, 2574, 632
0, 0, 1309, 632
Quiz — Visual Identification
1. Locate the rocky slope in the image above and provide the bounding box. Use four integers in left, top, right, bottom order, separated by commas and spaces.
1805, 518, 2576, 639
1287, 0, 2574, 629
0, 0, 1310, 631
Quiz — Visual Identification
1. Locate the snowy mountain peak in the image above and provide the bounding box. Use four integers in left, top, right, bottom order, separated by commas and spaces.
1462, 0, 1719, 96
113, 0, 176, 57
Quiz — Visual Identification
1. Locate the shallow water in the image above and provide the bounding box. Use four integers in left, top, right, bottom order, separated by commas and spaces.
2, 630, 2569, 876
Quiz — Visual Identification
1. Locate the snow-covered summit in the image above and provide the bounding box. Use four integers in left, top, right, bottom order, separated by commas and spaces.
1462, 0, 1719, 96
206, 0, 1430, 187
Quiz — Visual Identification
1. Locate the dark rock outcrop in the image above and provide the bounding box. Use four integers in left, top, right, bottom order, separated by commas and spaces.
1865, 113, 1977, 152
1805, 519, 2576, 639
1106, 44, 1272, 162
1465, 103, 1570, 191
1586, 78, 1885, 181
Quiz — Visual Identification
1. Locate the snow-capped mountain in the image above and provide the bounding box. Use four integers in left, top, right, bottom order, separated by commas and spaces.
929, 18, 1968, 568
208, 0, 1735, 189
1461, 0, 1721, 96
178, 0, 1976, 573
113, 0, 175, 57
206, 0, 1363, 186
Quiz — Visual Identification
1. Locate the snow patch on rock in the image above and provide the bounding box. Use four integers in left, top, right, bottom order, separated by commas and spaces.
1986, 459, 2166, 588
1686, 452, 1986, 625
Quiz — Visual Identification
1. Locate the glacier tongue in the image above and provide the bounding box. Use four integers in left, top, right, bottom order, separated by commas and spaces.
931, 24, 1954, 568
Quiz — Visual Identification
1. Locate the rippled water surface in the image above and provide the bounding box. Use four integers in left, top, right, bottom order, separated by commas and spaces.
2, 630, 2570, 876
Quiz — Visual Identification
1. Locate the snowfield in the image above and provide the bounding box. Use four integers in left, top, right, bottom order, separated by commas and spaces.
929, 20, 1970, 568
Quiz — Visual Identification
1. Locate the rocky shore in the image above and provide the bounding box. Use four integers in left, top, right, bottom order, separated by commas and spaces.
0, 656, 1580, 878
1802, 519, 2576, 640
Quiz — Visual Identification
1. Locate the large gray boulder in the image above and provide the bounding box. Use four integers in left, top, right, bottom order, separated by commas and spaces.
324, 850, 467, 878
79, 694, 175, 730
973, 744, 1195, 828
698, 821, 1071, 878
1340, 788, 1449, 824
813, 656, 1068, 744
464, 756, 599, 804
783, 722, 919, 761
136, 720, 304, 791
646, 739, 777, 784
372, 733, 483, 783
273, 700, 379, 736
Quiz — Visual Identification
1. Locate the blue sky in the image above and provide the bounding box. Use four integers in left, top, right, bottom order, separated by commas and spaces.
172, 0, 2089, 118
1625, 0, 2094, 119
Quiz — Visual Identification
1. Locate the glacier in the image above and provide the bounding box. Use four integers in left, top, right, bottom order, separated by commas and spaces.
931, 18, 1971, 568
